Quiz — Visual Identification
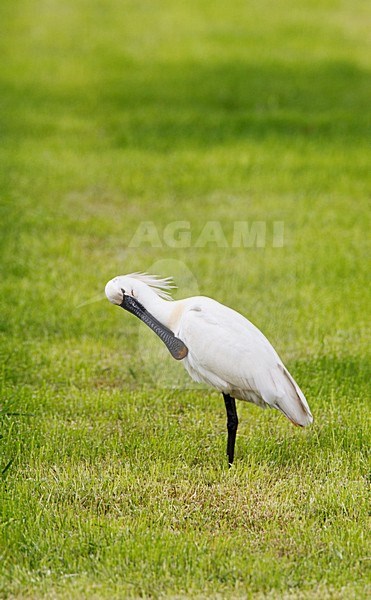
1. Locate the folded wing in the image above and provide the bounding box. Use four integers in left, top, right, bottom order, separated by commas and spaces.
179, 298, 313, 426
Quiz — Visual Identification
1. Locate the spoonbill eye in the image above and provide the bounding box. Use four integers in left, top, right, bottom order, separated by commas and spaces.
121, 288, 126, 295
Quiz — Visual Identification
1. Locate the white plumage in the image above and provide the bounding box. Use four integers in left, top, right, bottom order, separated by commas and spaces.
124, 272, 176, 300
105, 273, 313, 464
178, 296, 312, 425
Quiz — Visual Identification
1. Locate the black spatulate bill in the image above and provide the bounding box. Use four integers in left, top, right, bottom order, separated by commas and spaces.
120, 293, 188, 361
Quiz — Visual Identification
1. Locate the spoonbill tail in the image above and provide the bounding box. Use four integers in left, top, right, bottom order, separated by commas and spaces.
105, 273, 313, 466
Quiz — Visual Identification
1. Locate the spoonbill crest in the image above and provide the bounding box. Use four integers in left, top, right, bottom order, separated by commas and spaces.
105, 273, 313, 466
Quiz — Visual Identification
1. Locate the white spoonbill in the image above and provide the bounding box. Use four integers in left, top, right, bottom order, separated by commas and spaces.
105, 273, 313, 466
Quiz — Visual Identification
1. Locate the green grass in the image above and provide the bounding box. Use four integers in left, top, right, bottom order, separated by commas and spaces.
0, 0, 370, 597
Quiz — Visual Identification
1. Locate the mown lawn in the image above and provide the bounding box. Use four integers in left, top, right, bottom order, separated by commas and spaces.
0, 0, 370, 598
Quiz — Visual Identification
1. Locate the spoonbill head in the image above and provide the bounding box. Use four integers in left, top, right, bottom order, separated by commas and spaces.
105, 274, 188, 360
105, 273, 175, 305
105, 272, 313, 466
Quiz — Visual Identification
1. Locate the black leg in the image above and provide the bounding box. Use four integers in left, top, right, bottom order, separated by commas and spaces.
223, 393, 238, 467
